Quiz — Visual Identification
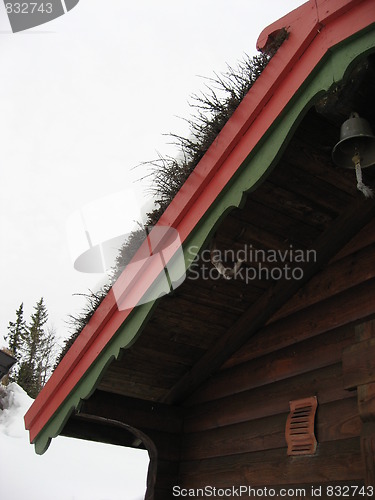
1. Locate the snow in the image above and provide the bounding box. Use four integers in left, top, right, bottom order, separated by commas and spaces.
0, 383, 149, 500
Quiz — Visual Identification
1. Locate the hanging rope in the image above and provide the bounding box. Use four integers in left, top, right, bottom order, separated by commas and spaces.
353, 153, 373, 198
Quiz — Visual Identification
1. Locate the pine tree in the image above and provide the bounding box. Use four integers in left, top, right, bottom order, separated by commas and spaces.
5, 303, 27, 380
22, 298, 48, 397
5, 303, 26, 359
37, 325, 57, 387
22, 300, 48, 395
5, 298, 57, 398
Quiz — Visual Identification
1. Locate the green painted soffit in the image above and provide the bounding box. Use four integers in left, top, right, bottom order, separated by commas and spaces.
34, 25, 375, 455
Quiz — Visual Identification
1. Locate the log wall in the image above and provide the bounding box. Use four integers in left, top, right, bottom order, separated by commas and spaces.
178, 220, 375, 497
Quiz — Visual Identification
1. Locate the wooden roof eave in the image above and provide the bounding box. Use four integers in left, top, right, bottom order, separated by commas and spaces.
24, 0, 375, 454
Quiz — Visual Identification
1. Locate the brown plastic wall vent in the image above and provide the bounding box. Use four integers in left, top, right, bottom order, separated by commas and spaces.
285, 396, 318, 456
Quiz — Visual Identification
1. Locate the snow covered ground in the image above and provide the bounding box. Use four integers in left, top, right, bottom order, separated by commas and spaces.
0, 383, 149, 500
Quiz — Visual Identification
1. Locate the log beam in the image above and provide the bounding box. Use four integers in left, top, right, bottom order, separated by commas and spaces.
343, 320, 375, 486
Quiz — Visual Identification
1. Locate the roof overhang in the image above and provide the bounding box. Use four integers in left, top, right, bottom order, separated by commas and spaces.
25, 0, 375, 454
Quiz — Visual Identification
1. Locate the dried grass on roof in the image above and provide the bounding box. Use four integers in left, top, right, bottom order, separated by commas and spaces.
55, 30, 288, 368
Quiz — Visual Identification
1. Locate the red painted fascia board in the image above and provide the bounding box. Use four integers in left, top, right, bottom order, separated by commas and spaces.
314, 0, 365, 26
160, 1, 319, 233
25, 233, 176, 438
25, 0, 375, 444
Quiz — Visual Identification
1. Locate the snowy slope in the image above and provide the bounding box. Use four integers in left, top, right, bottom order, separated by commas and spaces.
0, 383, 149, 500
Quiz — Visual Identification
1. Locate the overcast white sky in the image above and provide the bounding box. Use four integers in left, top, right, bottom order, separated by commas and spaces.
0, 0, 305, 347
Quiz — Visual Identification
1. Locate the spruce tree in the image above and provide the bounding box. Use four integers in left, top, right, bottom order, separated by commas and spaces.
25, 298, 48, 397
17, 297, 48, 398
5, 303, 27, 380
5, 303, 26, 358
38, 325, 57, 387
5, 298, 57, 398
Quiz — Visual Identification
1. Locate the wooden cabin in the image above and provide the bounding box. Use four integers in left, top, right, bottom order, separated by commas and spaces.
25, 1, 375, 498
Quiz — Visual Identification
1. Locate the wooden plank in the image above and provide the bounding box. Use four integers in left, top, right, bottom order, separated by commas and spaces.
163, 197, 375, 404
98, 379, 167, 402
358, 383, 375, 422
116, 348, 187, 378
101, 352, 186, 389
155, 299, 236, 330
99, 367, 178, 391
182, 413, 287, 461
133, 335, 205, 367
250, 181, 334, 229
184, 364, 352, 432
343, 338, 375, 390
190, 326, 353, 404
331, 218, 375, 262
218, 215, 301, 254
350, 320, 375, 487
317, 398, 361, 443
223, 279, 375, 371
177, 279, 254, 316
230, 197, 321, 247
361, 422, 375, 486
148, 308, 230, 350
355, 320, 375, 342
354, 321, 375, 485
140, 318, 225, 352
271, 161, 354, 214
157, 294, 238, 330
181, 398, 360, 461
269, 242, 375, 324
283, 134, 357, 195
183, 263, 266, 304
179, 438, 363, 487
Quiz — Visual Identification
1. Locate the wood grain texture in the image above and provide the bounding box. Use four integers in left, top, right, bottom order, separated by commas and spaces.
190, 327, 353, 404
223, 280, 375, 371
343, 338, 375, 390
179, 439, 363, 487
182, 398, 360, 461
184, 364, 353, 432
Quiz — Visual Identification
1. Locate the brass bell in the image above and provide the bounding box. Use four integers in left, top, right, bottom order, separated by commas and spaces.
332, 112, 375, 168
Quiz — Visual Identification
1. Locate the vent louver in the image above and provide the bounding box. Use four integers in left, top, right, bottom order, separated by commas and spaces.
285, 396, 318, 456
